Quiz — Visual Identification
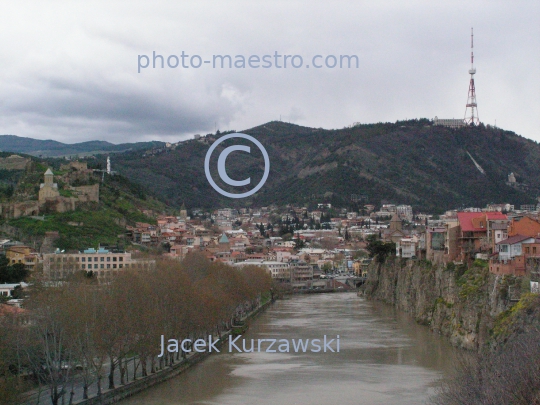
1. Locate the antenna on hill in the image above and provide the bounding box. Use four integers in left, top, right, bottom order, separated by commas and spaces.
464, 28, 480, 125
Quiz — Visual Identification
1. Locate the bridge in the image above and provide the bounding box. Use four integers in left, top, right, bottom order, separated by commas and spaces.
344, 277, 367, 288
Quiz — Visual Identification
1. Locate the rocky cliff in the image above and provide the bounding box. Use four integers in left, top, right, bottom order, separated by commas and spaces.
363, 259, 532, 350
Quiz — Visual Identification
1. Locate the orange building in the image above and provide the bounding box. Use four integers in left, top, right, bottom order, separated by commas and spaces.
456, 212, 508, 261
508, 216, 540, 238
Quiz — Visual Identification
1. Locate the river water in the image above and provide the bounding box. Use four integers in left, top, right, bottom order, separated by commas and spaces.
122, 293, 456, 405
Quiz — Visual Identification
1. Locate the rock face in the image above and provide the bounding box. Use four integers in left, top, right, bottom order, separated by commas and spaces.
363, 259, 524, 350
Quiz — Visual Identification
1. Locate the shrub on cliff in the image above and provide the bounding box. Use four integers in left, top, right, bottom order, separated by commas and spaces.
431, 327, 540, 405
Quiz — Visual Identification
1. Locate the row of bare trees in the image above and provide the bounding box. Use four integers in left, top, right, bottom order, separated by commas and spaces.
0, 253, 272, 405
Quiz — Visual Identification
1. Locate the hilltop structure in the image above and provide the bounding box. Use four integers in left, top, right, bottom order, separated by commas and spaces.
0, 163, 99, 219
434, 28, 480, 129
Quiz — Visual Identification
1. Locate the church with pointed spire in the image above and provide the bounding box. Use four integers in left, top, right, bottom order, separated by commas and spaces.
38, 168, 60, 203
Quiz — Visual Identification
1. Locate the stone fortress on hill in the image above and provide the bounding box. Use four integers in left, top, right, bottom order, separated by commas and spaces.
0, 159, 99, 219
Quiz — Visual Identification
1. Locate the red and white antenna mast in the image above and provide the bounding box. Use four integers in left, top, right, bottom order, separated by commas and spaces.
464, 28, 480, 125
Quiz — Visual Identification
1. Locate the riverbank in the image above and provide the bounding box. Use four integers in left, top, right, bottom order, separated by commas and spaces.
61, 300, 274, 405
361, 258, 536, 350
118, 293, 457, 405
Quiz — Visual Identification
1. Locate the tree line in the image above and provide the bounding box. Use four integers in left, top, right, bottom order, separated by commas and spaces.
0, 253, 272, 405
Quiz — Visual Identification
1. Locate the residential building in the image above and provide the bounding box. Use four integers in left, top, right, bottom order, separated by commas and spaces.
495, 235, 534, 261
425, 221, 460, 264
508, 216, 540, 238
234, 260, 290, 282
396, 205, 413, 222
456, 212, 507, 261
289, 260, 313, 284
43, 248, 155, 282
0, 282, 27, 298
5, 246, 40, 270
396, 237, 417, 258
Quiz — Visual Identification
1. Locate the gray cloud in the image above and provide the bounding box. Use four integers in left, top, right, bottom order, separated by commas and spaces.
0, 1, 538, 143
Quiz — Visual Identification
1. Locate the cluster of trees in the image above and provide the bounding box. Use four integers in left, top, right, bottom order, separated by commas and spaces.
0, 256, 29, 285
366, 234, 396, 263
0, 254, 272, 405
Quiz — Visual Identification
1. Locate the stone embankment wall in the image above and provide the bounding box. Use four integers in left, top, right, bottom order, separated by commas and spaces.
363, 258, 529, 350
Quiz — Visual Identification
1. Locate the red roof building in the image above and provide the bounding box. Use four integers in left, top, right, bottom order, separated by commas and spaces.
457, 212, 508, 261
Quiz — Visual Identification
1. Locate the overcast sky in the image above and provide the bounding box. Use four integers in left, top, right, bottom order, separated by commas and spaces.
0, 1, 538, 144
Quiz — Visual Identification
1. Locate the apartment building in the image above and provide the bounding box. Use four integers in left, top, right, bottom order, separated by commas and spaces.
43, 247, 155, 282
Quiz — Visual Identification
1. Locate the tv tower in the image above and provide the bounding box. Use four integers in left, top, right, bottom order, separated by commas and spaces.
464, 28, 480, 125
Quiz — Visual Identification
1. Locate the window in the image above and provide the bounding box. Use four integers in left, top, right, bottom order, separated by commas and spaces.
82, 264, 86, 269
94, 264, 98, 269
119, 264, 123, 268
94, 257, 98, 262
100, 264, 104, 269
107, 257, 111, 262
113, 264, 117, 269
526, 247, 530, 254
113, 257, 117, 262
107, 264, 110, 269
100, 257, 104, 262
119, 257, 123, 262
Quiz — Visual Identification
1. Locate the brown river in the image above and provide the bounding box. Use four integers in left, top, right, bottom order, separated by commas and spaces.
121, 293, 456, 405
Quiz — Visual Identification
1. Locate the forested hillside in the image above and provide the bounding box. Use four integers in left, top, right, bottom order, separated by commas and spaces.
113, 120, 539, 212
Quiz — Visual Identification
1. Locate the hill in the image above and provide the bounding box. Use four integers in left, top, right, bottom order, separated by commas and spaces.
0, 135, 165, 157
0, 157, 166, 250
112, 120, 540, 213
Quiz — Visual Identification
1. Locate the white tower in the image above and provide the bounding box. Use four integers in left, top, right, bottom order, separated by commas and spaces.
107, 156, 111, 174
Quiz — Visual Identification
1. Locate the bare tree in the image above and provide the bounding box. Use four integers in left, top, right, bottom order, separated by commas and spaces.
431, 328, 540, 405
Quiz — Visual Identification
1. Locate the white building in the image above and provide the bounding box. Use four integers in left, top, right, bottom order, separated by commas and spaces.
433, 117, 466, 128
396, 238, 417, 259
0, 282, 28, 297
396, 205, 413, 222
496, 235, 535, 261
234, 260, 290, 282
217, 208, 237, 219
43, 248, 155, 282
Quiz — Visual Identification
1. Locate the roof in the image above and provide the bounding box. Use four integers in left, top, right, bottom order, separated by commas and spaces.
496, 234, 535, 245
0, 283, 23, 290
457, 212, 508, 232
486, 212, 508, 220
219, 234, 229, 243
45, 168, 53, 175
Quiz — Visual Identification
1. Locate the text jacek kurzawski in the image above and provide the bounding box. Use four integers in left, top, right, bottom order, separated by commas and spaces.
158, 335, 340, 357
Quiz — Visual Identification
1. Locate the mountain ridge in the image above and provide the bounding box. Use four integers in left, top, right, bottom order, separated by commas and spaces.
111, 119, 540, 212
0, 134, 165, 157
3, 120, 539, 213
